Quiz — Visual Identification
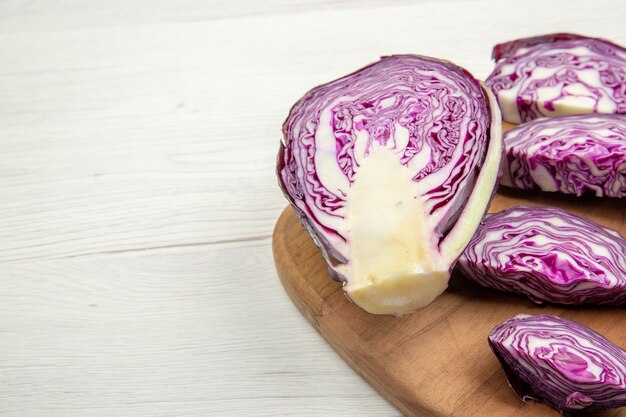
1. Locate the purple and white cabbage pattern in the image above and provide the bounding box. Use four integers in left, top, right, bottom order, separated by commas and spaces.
489, 314, 626, 414
486, 33, 626, 123
458, 206, 626, 305
492, 33, 588, 61
277, 55, 502, 315
279, 55, 491, 262
501, 114, 626, 198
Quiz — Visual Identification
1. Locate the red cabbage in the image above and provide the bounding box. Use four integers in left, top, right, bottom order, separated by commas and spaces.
501, 113, 626, 197
492, 33, 588, 61
486, 33, 626, 123
278, 55, 503, 315
489, 314, 626, 414
458, 206, 626, 305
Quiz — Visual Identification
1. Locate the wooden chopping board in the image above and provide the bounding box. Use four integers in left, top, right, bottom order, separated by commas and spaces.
272, 122, 626, 417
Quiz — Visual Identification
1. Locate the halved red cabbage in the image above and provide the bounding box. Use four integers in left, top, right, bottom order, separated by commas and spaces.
458, 206, 626, 305
501, 114, 626, 197
278, 55, 503, 315
486, 33, 626, 123
489, 314, 626, 414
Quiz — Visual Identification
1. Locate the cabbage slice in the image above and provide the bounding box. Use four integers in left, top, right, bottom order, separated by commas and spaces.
501, 114, 626, 198
459, 206, 626, 305
278, 55, 502, 315
489, 314, 626, 414
486, 33, 626, 123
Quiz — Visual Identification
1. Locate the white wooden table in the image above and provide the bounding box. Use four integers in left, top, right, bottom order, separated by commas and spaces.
1, 1, 624, 416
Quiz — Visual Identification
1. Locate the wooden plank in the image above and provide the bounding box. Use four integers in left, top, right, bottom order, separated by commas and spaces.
273, 192, 626, 416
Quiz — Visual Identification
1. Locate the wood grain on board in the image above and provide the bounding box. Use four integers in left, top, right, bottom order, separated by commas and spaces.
272, 122, 626, 417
